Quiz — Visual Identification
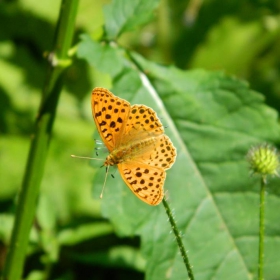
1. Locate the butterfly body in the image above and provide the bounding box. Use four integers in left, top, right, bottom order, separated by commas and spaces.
104, 137, 158, 166
92, 87, 176, 206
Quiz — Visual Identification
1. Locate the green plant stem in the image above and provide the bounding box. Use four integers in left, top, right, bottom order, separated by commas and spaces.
2, 0, 79, 279
258, 177, 266, 280
162, 198, 195, 280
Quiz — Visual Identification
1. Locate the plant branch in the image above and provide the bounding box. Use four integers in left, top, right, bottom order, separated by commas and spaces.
2, 0, 79, 279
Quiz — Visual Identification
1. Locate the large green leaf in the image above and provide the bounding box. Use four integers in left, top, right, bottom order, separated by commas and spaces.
77, 20, 280, 280
77, 34, 124, 77
130, 54, 280, 280
103, 0, 159, 39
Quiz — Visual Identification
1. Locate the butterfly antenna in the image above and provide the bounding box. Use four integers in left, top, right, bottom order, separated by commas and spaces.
71, 155, 103, 161
100, 166, 109, 199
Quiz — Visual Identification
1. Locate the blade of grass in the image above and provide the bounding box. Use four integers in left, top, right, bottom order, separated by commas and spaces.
2, 0, 79, 279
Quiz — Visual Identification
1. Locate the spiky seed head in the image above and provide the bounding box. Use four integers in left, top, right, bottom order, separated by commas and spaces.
247, 144, 279, 178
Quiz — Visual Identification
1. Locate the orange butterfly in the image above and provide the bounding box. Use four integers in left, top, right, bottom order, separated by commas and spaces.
91, 87, 176, 206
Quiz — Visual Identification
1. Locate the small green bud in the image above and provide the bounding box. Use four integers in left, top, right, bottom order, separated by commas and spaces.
247, 144, 279, 177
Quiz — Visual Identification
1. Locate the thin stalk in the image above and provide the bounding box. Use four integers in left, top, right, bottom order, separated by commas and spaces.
2, 0, 79, 279
162, 198, 195, 280
258, 177, 266, 280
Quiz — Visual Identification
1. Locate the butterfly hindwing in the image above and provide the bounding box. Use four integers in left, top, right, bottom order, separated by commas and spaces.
118, 162, 166, 205
133, 134, 177, 170
120, 105, 164, 145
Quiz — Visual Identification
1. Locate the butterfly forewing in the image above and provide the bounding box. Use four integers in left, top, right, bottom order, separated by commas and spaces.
120, 105, 164, 145
118, 163, 165, 205
92, 88, 130, 151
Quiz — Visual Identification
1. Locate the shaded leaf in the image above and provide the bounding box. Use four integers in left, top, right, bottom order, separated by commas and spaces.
103, 0, 159, 39
58, 222, 114, 246
72, 245, 146, 271
77, 34, 124, 77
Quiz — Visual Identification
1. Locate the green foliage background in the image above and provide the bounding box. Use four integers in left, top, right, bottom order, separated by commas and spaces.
1, 0, 280, 279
